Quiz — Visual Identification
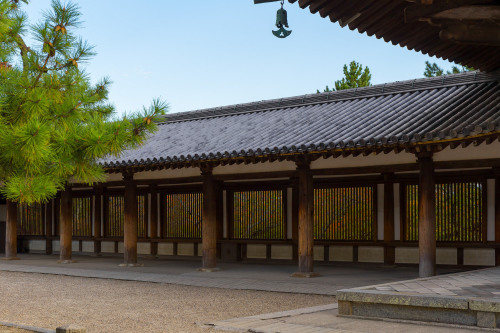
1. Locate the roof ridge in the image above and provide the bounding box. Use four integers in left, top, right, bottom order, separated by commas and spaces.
159, 70, 500, 125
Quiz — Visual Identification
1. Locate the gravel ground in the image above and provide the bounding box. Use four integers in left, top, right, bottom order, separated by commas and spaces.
0, 327, 34, 333
0, 271, 333, 333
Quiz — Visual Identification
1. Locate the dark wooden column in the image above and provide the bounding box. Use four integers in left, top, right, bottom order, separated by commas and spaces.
418, 153, 436, 277
292, 159, 318, 278
121, 172, 140, 266
5, 200, 19, 260
495, 170, 500, 266
93, 185, 102, 256
199, 166, 219, 272
383, 173, 395, 265
150, 184, 158, 256
59, 187, 74, 263
45, 200, 53, 255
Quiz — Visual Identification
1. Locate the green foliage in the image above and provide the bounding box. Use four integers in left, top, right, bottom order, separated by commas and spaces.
0, 0, 168, 204
317, 61, 371, 93
423, 61, 474, 77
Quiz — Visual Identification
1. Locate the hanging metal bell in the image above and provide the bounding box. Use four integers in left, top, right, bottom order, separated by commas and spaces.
276, 8, 289, 28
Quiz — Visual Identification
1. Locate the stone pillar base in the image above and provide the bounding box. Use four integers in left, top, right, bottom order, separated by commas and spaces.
197, 267, 220, 272
118, 263, 144, 267
291, 272, 320, 278
57, 260, 77, 264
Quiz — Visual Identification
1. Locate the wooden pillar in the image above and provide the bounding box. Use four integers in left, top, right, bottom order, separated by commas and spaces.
199, 166, 219, 272
418, 153, 436, 277
59, 187, 74, 263
495, 171, 500, 266
5, 200, 19, 260
45, 200, 53, 255
292, 160, 318, 277
93, 185, 102, 256
383, 174, 395, 265
150, 185, 158, 256
122, 172, 139, 266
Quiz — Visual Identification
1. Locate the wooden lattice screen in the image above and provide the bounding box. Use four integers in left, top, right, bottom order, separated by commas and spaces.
17, 203, 44, 235
163, 193, 202, 239
232, 190, 284, 240
105, 194, 147, 238
72, 197, 92, 237
314, 186, 375, 241
403, 182, 485, 242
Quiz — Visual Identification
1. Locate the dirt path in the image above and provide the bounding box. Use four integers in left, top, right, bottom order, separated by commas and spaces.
0, 271, 333, 333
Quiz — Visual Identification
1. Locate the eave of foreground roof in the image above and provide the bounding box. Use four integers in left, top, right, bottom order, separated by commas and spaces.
102, 71, 500, 173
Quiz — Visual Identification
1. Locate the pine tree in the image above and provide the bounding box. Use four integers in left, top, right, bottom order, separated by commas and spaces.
424, 61, 474, 77
317, 61, 371, 93
0, 0, 168, 204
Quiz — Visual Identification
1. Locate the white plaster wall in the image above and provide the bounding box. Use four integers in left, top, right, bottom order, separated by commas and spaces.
358, 246, 384, 263
314, 245, 324, 261
118, 242, 124, 254
487, 179, 495, 241
247, 244, 266, 259
101, 241, 115, 253
271, 245, 293, 260
28, 240, 46, 251
436, 248, 457, 265
137, 242, 151, 255
72, 241, 79, 252
329, 245, 353, 262
158, 243, 174, 255
394, 184, 401, 241
464, 249, 495, 266
105, 173, 123, 182
177, 243, 194, 256
377, 184, 384, 241
134, 168, 201, 180
311, 151, 416, 169
395, 247, 419, 264
52, 240, 60, 252
197, 244, 202, 256
82, 241, 94, 253
434, 141, 500, 162
213, 161, 296, 175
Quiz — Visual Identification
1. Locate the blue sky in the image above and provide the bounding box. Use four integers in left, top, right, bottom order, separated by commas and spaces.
23, 1, 458, 116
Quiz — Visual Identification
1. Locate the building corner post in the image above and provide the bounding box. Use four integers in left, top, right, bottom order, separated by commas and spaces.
199, 165, 219, 272
5, 200, 19, 260
292, 158, 318, 278
121, 171, 139, 266
59, 186, 74, 263
417, 152, 436, 277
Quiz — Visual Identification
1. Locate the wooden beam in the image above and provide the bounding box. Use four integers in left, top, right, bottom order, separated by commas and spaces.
440, 22, 500, 46
495, 171, 500, 266
292, 160, 319, 277
59, 187, 73, 263
404, 0, 492, 22
418, 153, 436, 277
150, 185, 158, 256
122, 172, 139, 266
199, 166, 219, 271
5, 200, 18, 260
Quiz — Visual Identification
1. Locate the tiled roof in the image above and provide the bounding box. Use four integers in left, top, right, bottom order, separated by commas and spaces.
102, 71, 500, 169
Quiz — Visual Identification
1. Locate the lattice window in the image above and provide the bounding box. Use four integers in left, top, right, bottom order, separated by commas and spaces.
17, 203, 44, 236
72, 197, 92, 237
232, 190, 284, 240
403, 182, 485, 242
163, 193, 202, 239
105, 194, 147, 238
314, 186, 375, 241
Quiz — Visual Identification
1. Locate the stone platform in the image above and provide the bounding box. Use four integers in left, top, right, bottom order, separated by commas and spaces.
338, 267, 500, 329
